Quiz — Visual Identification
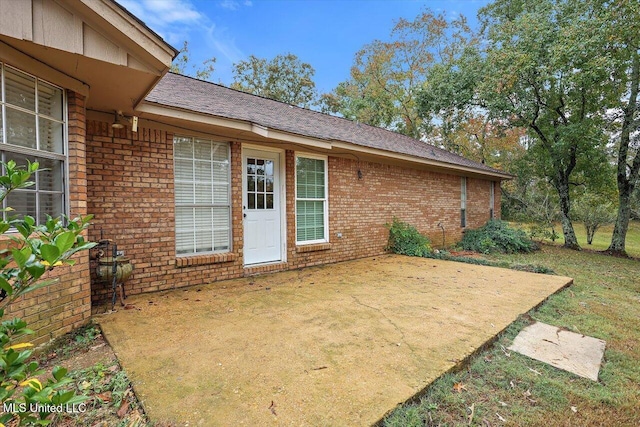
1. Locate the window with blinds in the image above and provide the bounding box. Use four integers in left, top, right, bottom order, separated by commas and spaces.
461, 177, 467, 228
295, 155, 328, 243
0, 63, 66, 224
490, 181, 495, 219
174, 136, 231, 255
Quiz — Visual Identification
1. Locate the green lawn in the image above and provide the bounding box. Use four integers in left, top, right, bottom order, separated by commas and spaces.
546, 220, 640, 258
382, 244, 640, 427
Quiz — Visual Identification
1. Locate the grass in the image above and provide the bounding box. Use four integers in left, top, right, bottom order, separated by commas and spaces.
540, 220, 640, 258
382, 243, 640, 427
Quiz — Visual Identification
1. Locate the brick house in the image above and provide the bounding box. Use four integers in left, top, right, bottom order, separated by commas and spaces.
0, 0, 510, 342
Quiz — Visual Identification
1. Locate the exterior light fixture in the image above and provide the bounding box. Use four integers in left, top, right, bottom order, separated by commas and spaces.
111, 110, 125, 129
111, 110, 139, 132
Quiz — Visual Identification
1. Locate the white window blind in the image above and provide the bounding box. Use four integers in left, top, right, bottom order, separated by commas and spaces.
490, 181, 495, 219
296, 155, 327, 243
461, 177, 467, 228
0, 63, 67, 224
174, 136, 231, 255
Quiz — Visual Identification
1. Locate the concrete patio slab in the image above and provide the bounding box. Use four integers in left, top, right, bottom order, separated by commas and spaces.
508, 321, 606, 381
96, 254, 572, 426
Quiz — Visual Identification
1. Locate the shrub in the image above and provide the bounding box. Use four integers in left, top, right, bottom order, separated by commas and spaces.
0, 160, 96, 426
385, 218, 432, 257
461, 220, 536, 254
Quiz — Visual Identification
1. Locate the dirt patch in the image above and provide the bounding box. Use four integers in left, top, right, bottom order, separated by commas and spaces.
26, 326, 153, 427
97, 254, 571, 426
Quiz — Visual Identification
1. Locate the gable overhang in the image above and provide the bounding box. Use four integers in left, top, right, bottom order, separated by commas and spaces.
135, 101, 513, 181
0, 0, 177, 113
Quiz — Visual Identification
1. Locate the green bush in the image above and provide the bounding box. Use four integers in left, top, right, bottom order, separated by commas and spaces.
461, 220, 537, 254
385, 218, 432, 257
0, 160, 96, 426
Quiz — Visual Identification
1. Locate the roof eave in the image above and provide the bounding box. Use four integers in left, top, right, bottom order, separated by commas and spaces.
137, 101, 513, 180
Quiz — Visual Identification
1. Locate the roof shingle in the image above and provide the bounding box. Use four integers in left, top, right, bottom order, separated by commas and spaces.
145, 73, 506, 176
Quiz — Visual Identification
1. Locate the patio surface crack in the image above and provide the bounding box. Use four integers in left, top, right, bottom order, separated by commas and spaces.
350, 295, 417, 354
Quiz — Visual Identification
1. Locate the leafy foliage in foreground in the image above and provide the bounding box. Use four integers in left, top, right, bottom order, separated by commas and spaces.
0, 160, 96, 426
461, 220, 537, 254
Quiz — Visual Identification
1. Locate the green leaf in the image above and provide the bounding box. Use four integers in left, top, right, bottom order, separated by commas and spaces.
52, 366, 67, 381
0, 277, 12, 297
15, 222, 31, 238
11, 247, 32, 269
54, 231, 75, 254
0, 222, 10, 234
40, 244, 60, 265
26, 263, 46, 280
51, 390, 74, 405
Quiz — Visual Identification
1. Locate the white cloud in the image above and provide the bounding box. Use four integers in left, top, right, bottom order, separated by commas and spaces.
120, 0, 202, 28
219, 0, 239, 10
118, 0, 246, 81
218, 0, 253, 11
204, 25, 243, 65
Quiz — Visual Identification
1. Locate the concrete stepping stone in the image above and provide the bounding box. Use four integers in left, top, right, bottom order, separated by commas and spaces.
509, 321, 606, 381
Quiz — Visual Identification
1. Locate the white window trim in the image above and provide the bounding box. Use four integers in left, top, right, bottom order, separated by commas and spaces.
461, 177, 467, 228
295, 152, 329, 245
174, 135, 232, 256
490, 181, 495, 219
0, 62, 69, 224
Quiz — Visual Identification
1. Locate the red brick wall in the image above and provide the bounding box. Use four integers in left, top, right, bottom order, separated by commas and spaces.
86, 120, 499, 309
86, 125, 246, 309
3, 91, 91, 345
285, 154, 497, 269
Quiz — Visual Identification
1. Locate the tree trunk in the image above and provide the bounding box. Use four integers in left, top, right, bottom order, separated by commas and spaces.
608, 51, 640, 256
555, 175, 580, 250
586, 226, 594, 245
607, 184, 632, 256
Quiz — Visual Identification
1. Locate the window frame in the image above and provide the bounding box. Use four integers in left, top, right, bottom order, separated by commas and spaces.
173, 135, 232, 256
489, 181, 495, 220
0, 62, 69, 225
461, 177, 467, 228
295, 152, 329, 245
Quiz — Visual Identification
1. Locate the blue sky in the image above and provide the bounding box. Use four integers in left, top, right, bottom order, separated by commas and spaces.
119, 0, 490, 94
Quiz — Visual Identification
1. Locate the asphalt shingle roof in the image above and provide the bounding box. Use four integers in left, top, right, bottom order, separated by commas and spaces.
145, 73, 506, 176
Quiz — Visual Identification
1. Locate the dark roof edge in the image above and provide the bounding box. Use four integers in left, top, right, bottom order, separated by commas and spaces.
111, 0, 180, 57
139, 99, 514, 180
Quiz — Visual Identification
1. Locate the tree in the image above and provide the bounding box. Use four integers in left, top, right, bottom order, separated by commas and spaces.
420, 0, 612, 250
597, 0, 640, 255
231, 53, 317, 108
432, 113, 526, 168
170, 41, 216, 81
572, 193, 616, 245
0, 161, 96, 425
321, 10, 474, 139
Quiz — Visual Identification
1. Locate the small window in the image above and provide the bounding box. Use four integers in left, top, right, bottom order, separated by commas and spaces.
296, 154, 328, 244
461, 177, 467, 228
0, 63, 67, 225
489, 181, 495, 219
174, 136, 231, 255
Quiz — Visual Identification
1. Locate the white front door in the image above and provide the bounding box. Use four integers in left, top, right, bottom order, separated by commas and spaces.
243, 149, 282, 265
